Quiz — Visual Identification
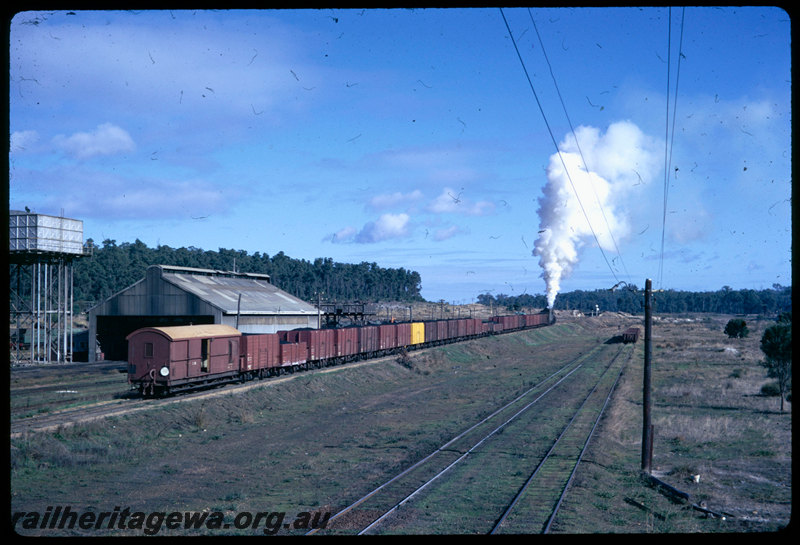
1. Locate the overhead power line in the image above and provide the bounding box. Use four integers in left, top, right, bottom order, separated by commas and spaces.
658, 7, 686, 290
499, 8, 621, 285
527, 8, 632, 285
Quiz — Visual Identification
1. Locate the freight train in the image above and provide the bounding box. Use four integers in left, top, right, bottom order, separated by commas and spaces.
127, 312, 552, 396
621, 327, 640, 344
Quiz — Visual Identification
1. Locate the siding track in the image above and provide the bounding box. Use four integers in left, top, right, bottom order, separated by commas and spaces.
310, 342, 632, 535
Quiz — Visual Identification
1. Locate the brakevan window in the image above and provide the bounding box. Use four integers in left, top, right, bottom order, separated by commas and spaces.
144, 343, 153, 358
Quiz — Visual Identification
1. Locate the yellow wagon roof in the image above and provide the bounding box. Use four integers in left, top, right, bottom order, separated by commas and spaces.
127, 324, 241, 341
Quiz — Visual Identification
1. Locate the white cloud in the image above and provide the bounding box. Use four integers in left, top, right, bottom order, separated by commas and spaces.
52, 123, 135, 159
368, 190, 423, 210
356, 213, 411, 243
329, 213, 412, 244
427, 187, 495, 216
10, 130, 40, 152
327, 226, 358, 244
433, 225, 466, 241
18, 167, 229, 221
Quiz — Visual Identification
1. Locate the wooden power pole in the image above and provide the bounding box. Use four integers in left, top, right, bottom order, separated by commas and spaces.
641, 278, 654, 473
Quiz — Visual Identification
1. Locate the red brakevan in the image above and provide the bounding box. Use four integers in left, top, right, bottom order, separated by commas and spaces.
127, 324, 242, 395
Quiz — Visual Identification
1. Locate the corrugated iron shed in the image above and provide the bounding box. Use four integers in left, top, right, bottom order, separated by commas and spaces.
158, 264, 316, 315
88, 264, 320, 362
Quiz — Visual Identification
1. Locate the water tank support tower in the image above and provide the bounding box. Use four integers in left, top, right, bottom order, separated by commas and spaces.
9, 210, 90, 364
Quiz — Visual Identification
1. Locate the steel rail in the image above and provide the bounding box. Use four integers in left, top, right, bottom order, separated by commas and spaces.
490, 346, 627, 533
306, 346, 600, 535
355, 346, 622, 535
543, 360, 626, 533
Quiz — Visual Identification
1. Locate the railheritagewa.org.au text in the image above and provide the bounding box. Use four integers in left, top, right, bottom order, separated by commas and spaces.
12, 506, 331, 535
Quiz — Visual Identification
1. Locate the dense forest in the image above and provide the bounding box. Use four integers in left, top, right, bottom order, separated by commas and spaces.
49, 239, 791, 317
71, 239, 424, 310
478, 284, 792, 317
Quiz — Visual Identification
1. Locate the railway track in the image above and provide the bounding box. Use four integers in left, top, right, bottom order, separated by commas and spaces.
491, 345, 627, 534
308, 342, 631, 535
9, 351, 413, 437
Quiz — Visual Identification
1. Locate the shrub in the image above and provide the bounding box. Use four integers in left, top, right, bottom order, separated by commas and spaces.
760, 382, 781, 397
724, 319, 749, 338
396, 348, 413, 370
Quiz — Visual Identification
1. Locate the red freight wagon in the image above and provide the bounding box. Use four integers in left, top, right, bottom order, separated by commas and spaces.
282, 329, 334, 362
311, 329, 334, 361
359, 325, 379, 355
491, 316, 511, 330
435, 320, 448, 341
396, 323, 411, 347
424, 321, 447, 343
622, 327, 640, 343
241, 333, 280, 371
465, 318, 479, 337
378, 324, 397, 350
320, 329, 335, 359
422, 321, 434, 343
335, 327, 359, 358
279, 341, 307, 367
446, 319, 459, 340
499, 316, 518, 330
239, 333, 257, 371
127, 324, 242, 395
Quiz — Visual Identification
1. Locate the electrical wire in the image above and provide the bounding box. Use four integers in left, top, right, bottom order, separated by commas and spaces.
499, 8, 621, 285
527, 8, 632, 285
658, 7, 686, 289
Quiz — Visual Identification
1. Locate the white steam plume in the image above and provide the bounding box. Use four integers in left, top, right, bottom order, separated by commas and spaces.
533, 121, 658, 309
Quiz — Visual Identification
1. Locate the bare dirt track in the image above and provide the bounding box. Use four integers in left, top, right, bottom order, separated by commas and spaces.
10, 311, 791, 535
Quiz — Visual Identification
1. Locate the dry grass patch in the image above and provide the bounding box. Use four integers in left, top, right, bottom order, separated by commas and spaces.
549, 313, 790, 533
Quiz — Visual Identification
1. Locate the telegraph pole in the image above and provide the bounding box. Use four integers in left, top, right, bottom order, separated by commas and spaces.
641, 278, 654, 473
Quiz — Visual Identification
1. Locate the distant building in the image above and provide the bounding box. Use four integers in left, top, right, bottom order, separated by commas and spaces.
88, 264, 320, 361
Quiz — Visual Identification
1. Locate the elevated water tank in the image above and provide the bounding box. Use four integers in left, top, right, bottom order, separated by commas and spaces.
9, 210, 84, 255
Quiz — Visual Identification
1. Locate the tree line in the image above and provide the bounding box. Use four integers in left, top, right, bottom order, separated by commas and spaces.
478, 284, 792, 317
22, 238, 791, 317
70, 239, 424, 311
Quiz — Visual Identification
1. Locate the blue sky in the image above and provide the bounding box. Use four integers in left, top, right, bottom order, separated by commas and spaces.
9, 8, 791, 304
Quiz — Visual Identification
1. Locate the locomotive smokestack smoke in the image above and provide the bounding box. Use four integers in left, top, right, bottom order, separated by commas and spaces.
533, 121, 658, 307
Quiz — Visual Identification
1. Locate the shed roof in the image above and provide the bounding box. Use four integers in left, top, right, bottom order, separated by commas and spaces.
155, 265, 317, 315
127, 324, 241, 341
